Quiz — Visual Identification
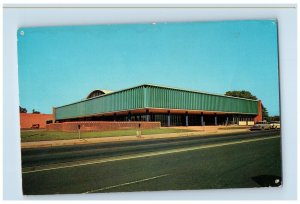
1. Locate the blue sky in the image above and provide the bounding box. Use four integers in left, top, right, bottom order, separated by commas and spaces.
18, 20, 280, 115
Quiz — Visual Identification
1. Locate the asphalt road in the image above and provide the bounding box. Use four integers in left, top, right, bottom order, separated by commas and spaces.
22, 130, 281, 195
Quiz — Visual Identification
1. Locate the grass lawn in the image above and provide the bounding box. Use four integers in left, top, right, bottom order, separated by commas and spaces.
21, 128, 194, 142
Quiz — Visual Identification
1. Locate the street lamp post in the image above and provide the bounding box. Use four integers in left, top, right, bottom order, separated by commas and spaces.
78, 124, 81, 139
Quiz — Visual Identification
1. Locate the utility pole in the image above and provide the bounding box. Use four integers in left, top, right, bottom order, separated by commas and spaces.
78, 124, 81, 139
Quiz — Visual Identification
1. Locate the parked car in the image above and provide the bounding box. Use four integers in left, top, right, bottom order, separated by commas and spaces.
250, 121, 271, 131
269, 121, 281, 129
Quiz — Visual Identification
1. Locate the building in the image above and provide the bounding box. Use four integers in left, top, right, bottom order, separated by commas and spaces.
20, 113, 54, 129
53, 84, 262, 127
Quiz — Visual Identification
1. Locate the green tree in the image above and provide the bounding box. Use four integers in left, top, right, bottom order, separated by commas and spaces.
269, 115, 280, 121
225, 90, 257, 100
225, 90, 269, 119
19, 106, 27, 113
32, 109, 40, 114
262, 104, 269, 120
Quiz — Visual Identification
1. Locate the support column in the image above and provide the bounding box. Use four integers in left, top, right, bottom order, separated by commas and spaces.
151, 114, 154, 121
201, 113, 204, 126
185, 112, 189, 127
167, 111, 171, 127
214, 114, 218, 126
226, 115, 229, 126
146, 110, 150, 122
128, 112, 131, 121
113, 113, 117, 121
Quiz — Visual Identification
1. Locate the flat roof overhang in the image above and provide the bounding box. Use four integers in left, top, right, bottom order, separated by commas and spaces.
55, 108, 258, 121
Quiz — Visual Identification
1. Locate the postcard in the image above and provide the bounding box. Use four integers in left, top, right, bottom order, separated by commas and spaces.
18, 20, 281, 195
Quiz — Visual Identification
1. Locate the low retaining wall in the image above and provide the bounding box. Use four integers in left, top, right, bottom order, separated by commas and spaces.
46, 121, 161, 132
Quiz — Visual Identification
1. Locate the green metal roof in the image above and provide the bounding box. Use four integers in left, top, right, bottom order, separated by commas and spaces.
55, 84, 259, 120
142, 84, 258, 102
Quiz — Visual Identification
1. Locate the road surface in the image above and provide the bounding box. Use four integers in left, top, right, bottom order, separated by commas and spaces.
21, 130, 281, 195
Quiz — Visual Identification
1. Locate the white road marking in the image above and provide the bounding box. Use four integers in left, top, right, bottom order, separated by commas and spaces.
23, 135, 280, 174
84, 174, 169, 193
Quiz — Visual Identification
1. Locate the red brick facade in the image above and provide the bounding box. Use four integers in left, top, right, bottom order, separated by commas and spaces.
46, 121, 161, 132
254, 100, 263, 123
20, 113, 53, 129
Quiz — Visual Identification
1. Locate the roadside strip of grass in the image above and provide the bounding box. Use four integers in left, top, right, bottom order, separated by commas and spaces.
21, 128, 195, 143
219, 126, 251, 130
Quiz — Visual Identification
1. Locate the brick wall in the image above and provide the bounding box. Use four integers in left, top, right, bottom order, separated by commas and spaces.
45, 123, 62, 131
254, 100, 263, 123
20, 113, 53, 129
46, 121, 161, 132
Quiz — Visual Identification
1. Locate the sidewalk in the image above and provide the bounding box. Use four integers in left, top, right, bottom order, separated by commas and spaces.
21, 128, 250, 149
